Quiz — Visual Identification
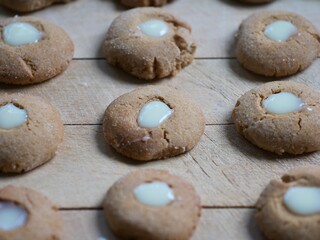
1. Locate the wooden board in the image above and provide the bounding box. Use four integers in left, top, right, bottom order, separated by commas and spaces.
0, 0, 319, 239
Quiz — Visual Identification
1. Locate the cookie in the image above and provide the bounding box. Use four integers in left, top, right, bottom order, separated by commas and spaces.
0, 93, 64, 173
103, 7, 196, 80
232, 81, 320, 155
104, 169, 201, 240
0, 185, 61, 240
0, 16, 74, 85
103, 85, 205, 161
256, 167, 320, 240
236, 11, 320, 77
119, 0, 171, 7
0, 0, 74, 12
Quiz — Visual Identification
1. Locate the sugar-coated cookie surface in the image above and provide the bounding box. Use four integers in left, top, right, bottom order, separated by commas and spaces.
0, 94, 64, 173
120, 0, 172, 7
256, 167, 320, 240
236, 11, 320, 77
104, 169, 201, 240
0, 17, 74, 85
103, 7, 196, 80
103, 85, 205, 161
0, 186, 62, 240
0, 0, 75, 12
232, 81, 320, 155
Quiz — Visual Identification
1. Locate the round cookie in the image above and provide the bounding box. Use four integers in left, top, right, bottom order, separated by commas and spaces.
0, 0, 74, 12
104, 169, 201, 240
103, 85, 205, 161
119, 0, 171, 7
0, 16, 74, 85
0, 93, 64, 173
256, 167, 320, 240
236, 11, 320, 77
0, 185, 61, 240
232, 81, 320, 155
103, 7, 196, 80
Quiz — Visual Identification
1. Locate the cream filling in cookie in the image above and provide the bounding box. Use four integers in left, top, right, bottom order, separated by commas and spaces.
284, 186, 320, 215
133, 181, 175, 207
138, 19, 169, 38
262, 92, 303, 114
264, 20, 298, 42
3, 22, 43, 46
138, 100, 173, 128
0, 103, 28, 129
0, 202, 28, 231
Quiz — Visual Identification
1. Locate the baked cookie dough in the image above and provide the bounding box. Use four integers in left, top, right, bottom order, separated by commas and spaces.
103, 7, 196, 80
0, 16, 74, 85
232, 81, 320, 155
256, 167, 320, 240
119, 0, 171, 7
0, 93, 64, 173
0, 185, 61, 240
236, 11, 320, 77
0, 0, 74, 12
104, 169, 201, 240
103, 85, 205, 161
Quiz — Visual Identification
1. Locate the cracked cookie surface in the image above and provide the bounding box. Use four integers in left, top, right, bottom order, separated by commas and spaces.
0, 93, 64, 173
103, 85, 205, 161
236, 11, 320, 77
119, 0, 172, 7
103, 7, 196, 80
104, 169, 201, 240
0, 186, 62, 240
0, 16, 74, 85
0, 0, 74, 12
232, 81, 320, 155
256, 167, 320, 240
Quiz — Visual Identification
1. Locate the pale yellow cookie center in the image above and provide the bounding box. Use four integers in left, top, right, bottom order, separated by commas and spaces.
138, 100, 173, 128
3, 22, 43, 46
264, 20, 298, 42
0, 201, 28, 231
138, 19, 169, 38
262, 92, 303, 114
284, 186, 320, 215
0, 103, 28, 129
133, 181, 175, 207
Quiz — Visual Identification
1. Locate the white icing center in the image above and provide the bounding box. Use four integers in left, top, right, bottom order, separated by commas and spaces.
0, 202, 28, 231
139, 19, 169, 38
133, 181, 175, 207
262, 92, 303, 115
284, 186, 320, 215
3, 22, 43, 46
264, 20, 298, 42
0, 103, 28, 129
138, 100, 173, 128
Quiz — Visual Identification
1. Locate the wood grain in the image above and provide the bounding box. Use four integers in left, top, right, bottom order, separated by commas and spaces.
62, 208, 262, 240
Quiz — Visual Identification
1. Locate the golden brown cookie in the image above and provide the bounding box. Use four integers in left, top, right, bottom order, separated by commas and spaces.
119, 0, 172, 7
256, 167, 320, 240
103, 7, 196, 80
103, 85, 205, 161
0, 185, 61, 240
104, 169, 201, 240
0, 16, 74, 85
236, 11, 320, 77
0, 93, 64, 173
0, 0, 74, 12
232, 81, 320, 155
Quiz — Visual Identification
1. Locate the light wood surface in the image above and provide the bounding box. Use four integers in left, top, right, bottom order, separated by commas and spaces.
0, 0, 319, 239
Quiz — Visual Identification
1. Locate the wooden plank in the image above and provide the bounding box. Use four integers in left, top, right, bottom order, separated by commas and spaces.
0, 0, 318, 58
62, 208, 262, 240
0, 59, 319, 125
1, 124, 319, 208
